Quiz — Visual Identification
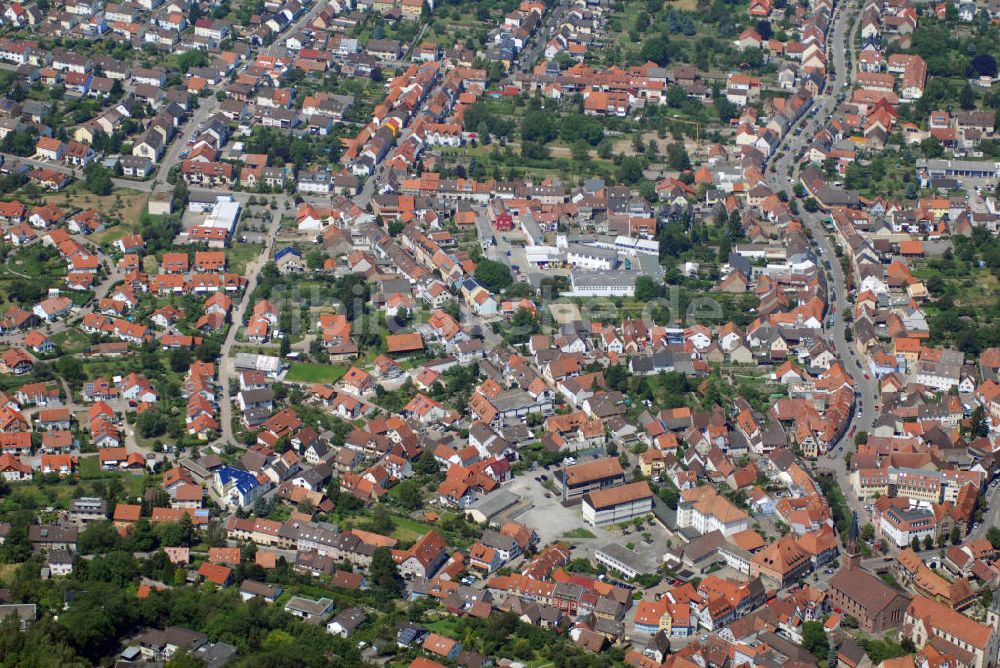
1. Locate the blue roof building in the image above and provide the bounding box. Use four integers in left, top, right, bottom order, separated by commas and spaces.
213, 466, 265, 510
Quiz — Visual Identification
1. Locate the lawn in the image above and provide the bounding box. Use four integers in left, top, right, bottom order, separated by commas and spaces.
52, 329, 91, 355
561, 528, 596, 539
425, 617, 462, 639
79, 456, 100, 478
1, 481, 79, 510
227, 243, 263, 275
78, 457, 148, 498
879, 572, 900, 588
284, 363, 348, 384
390, 515, 436, 543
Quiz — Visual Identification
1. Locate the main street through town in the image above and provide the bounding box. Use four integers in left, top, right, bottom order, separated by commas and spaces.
765, 3, 876, 520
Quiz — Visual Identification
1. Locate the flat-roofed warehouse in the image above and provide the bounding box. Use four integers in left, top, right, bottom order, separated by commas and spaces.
465, 489, 520, 524
555, 457, 625, 501
582, 481, 654, 526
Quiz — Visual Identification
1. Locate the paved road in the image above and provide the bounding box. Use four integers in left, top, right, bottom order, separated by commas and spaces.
147, 96, 225, 197
260, 0, 331, 59
1, 87, 219, 195
216, 194, 288, 449
0, 150, 144, 192
764, 5, 875, 518
968, 481, 998, 540
510, 0, 570, 73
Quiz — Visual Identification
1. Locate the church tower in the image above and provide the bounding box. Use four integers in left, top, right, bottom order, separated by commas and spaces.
987, 593, 1000, 630
842, 511, 861, 570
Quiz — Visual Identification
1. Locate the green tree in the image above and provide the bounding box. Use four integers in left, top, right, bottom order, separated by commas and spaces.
474, 259, 513, 291
506, 307, 539, 344
2, 128, 38, 156
860, 523, 875, 542
169, 347, 192, 373
520, 109, 557, 144
136, 408, 168, 438
971, 54, 998, 77
370, 547, 402, 600
131, 518, 157, 552
597, 138, 614, 159
78, 521, 121, 554
986, 526, 1000, 549
920, 136, 945, 158
666, 142, 691, 171
178, 513, 194, 546
558, 114, 604, 146
959, 83, 976, 111
714, 95, 737, 123
911, 536, 921, 552
86, 550, 138, 587
922, 534, 933, 550
415, 448, 440, 475
617, 156, 645, 184
634, 276, 662, 302
394, 480, 423, 510
521, 141, 549, 161
306, 250, 325, 270
965, 406, 989, 438
801, 621, 828, 659
665, 85, 687, 108
640, 35, 670, 65
56, 356, 84, 384
83, 162, 113, 196
370, 505, 395, 534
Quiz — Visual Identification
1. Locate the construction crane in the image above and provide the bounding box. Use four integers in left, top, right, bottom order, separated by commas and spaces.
668, 116, 702, 143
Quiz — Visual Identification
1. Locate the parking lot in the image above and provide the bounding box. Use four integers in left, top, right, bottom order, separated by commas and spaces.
503, 472, 675, 567
503, 473, 617, 552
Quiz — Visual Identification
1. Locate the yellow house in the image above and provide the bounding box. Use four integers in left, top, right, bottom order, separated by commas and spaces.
401, 0, 423, 19
74, 125, 96, 144
639, 449, 665, 478
460, 279, 488, 308
906, 282, 928, 302
850, 468, 889, 500
893, 337, 921, 367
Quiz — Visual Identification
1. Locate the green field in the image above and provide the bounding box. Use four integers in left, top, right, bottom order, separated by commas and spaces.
79, 457, 147, 498
390, 515, 436, 543
284, 363, 348, 384
425, 617, 462, 638
79, 457, 100, 478
52, 329, 91, 355
226, 243, 263, 275
2, 462, 148, 512
2, 481, 79, 511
